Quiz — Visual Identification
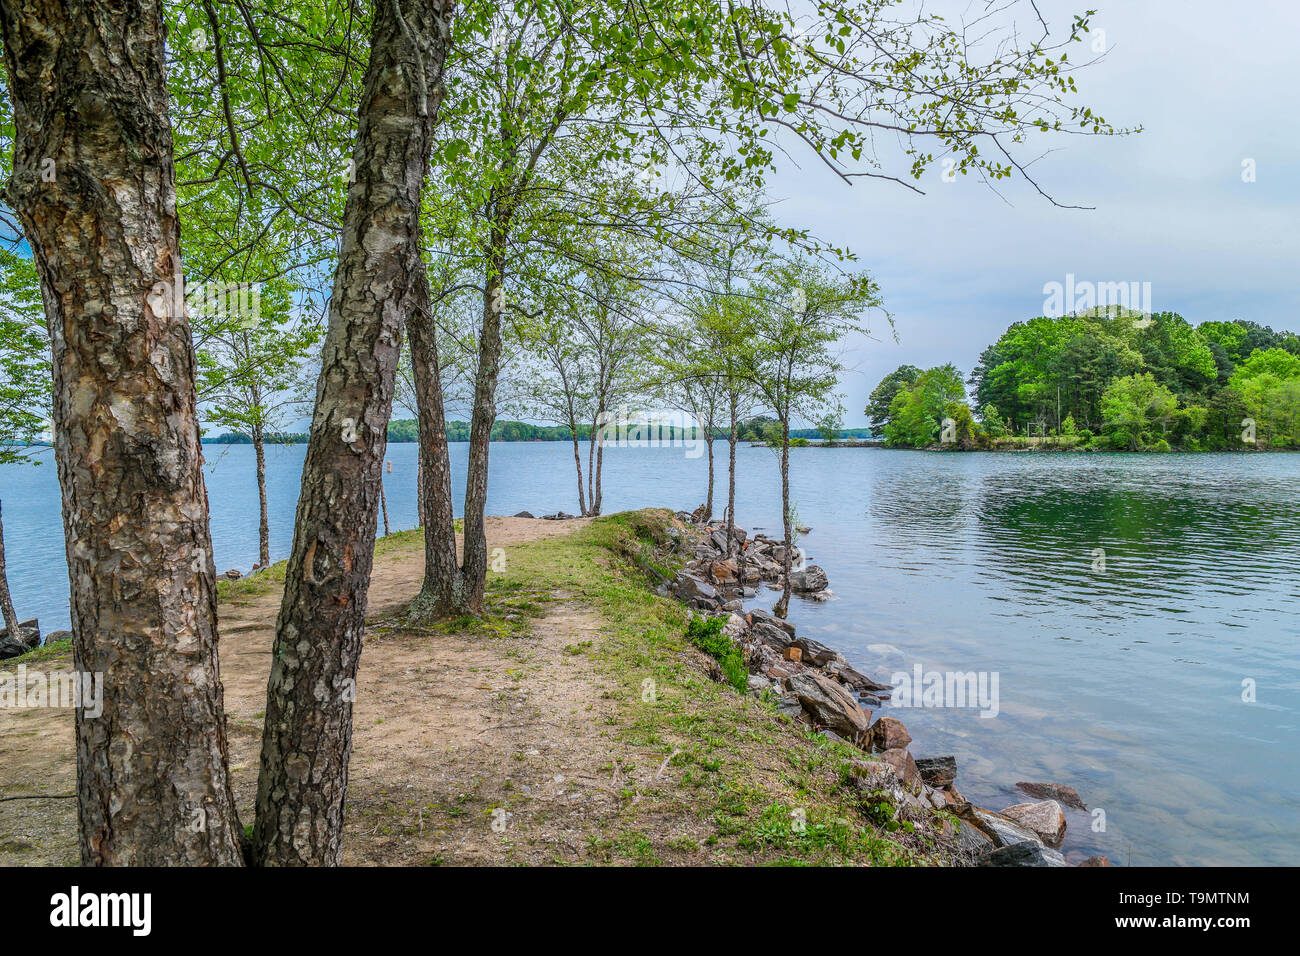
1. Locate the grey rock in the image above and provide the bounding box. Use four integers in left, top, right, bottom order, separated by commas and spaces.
980, 842, 1068, 867
915, 756, 957, 788
788, 565, 829, 592
512, 510, 535, 518
788, 670, 868, 739
1015, 781, 1087, 811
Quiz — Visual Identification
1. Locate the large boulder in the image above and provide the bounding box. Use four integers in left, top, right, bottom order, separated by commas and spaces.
981, 842, 1068, 867
915, 755, 957, 788
963, 807, 1043, 848
788, 565, 829, 592
866, 716, 912, 753
1015, 781, 1087, 811
999, 800, 1067, 848
787, 670, 868, 740
747, 608, 794, 636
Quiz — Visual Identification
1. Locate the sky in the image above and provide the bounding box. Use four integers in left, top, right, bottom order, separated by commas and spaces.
761, 0, 1300, 427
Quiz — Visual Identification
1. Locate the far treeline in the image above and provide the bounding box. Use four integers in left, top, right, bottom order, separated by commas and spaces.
868, 312, 1300, 451
206, 418, 875, 444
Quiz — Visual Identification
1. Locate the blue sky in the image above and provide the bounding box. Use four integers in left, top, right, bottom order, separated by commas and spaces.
764, 0, 1300, 427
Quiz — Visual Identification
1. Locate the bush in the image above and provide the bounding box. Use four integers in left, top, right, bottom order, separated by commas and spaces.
686, 615, 748, 693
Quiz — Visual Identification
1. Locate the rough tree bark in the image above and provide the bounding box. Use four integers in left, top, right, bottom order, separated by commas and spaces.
775, 416, 792, 619
253, 0, 453, 866
0, 0, 243, 864
0, 501, 21, 637
407, 273, 468, 617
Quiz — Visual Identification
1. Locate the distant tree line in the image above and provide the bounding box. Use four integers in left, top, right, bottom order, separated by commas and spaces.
869, 312, 1300, 451
206, 417, 876, 445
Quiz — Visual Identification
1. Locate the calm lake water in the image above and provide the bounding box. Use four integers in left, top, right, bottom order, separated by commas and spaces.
3, 441, 1298, 865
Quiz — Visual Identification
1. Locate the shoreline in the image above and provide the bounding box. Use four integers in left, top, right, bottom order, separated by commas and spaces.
664, 508, 1108, 866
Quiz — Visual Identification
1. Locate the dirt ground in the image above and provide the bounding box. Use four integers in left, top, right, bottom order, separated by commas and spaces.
0, 516, 653, 866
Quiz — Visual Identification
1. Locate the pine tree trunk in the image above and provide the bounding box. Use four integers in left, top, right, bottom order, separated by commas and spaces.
0, 0, 243, 865
253, 423, 270, 568
406, 270, 468, 620
0, 501, 22, 638
380, 479, 390, 537
253, 0, 452, 866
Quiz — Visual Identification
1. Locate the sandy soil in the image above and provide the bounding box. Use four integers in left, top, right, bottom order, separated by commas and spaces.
0, 516, 634, 866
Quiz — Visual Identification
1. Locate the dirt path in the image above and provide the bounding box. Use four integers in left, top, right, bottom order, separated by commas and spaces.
0, 516, 616, 866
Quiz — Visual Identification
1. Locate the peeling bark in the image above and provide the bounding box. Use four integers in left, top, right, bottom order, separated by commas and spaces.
0, 0, 243, 864
252, 0, 453, 866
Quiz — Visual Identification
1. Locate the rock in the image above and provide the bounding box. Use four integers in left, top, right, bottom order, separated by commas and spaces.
981, 842, 1068, 867
796, 525, 811, 534
866, 716, 912, 753
877, 748, 923, 790
788, 565, 829, 592
0, 617, 40, 651
750, 622, 794, 650
512, 510, 535, 518
826, 662, 892, 694
791, 636, 836, 666
43, 630, 72, 645
947, 818, 996, 856
999, 800, 1067, 848
939, 785, 970, 812
709, 530, 729, 552
674, 573, 716, 604
223, 569, 242, 581
1078, 855, 1112, 867
747, 674, 774, 696
1015, 781, 1087, 811
964, 807, 1043, 848
730, 526, 747, 545
804, 589, 834, 602
787, 670, 868, 740
915, 756, 957, 788
0, 637, 31, 660
710, 559, 739, 585
747, 608, 794, 636
775, 695, 803, 719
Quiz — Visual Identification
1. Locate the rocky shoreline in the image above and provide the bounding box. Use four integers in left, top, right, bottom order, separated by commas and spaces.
660, 508, 1109, 867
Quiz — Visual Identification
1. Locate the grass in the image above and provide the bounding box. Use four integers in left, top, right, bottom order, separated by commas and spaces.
457, 508, 935, 866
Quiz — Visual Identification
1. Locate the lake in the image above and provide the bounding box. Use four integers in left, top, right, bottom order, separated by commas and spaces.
3, 440, 1298, 865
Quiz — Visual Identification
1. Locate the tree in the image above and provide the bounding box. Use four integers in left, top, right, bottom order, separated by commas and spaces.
0, 244, 49, 637
196, 276, 322, 568
738, 259, 879, 617
1100, 373, 1177, 450
1, 0, 244, 864
883, 364, 967, 448
252, 0, 454, 866
865, 365, 920, 433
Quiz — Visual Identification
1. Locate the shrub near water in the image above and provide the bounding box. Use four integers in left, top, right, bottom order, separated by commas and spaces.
686, 614, 748, 693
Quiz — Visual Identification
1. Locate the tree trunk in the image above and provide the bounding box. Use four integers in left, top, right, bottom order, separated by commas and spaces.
726, 392, 738, 555
0, 501, 22, 638
379, 478, 390, 537
458, 248, 507, 611
775, 417, 792, 619
592, 431, 605, 516
0, 0, 243, 865
704, 421, 714, 521
406, 270, 468, 619
253, 422, 270, 568
570, 431, 587, 516
253, 0, 451, 866
416, 451, 426, 526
